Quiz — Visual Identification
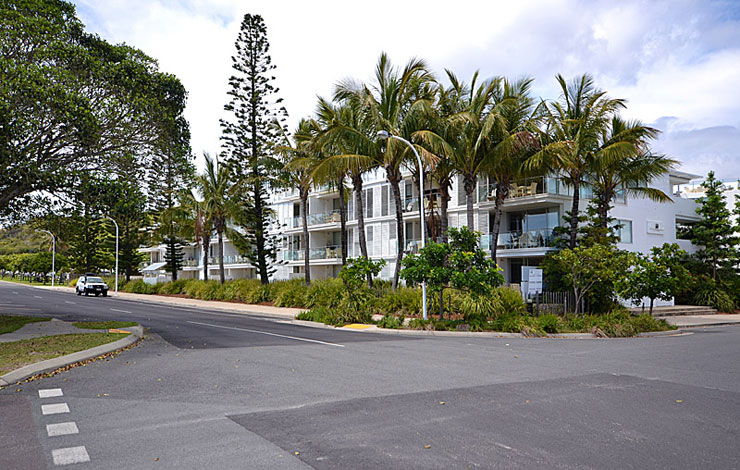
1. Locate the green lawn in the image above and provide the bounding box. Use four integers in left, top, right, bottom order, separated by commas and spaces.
0, 315, 51, 335
0, 277, 57, 287
72, 321, 137, 330
0, 333, 128, 375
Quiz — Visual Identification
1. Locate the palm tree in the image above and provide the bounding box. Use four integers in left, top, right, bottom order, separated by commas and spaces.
486, 77, 541, 260
592, 116, 676, 228
312, 98, 376, 286
196, 153, 237, 284
178, 190, 213, 281
332, 53, 437, 288
276, 118, 316, 285
528, 74, 626, 249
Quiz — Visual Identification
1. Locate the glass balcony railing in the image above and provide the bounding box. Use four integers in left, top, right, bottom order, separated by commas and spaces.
207, 255, 250, 265
476, 176, 595, 202
183, 259, 199, 267
292, 210, 342, 228
282, 246, 343, 261
497, 229, 556, 250
402, 198, 420, 213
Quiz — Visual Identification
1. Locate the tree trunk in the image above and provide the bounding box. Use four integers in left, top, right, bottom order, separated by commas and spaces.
254, 180, 270, 285
301, 190, 310, 285
352, 174, 371, 287
338, 179, 348, 266
218, 229, 225, 284
389, 171, 405, 289
490, 181, 509, 261
569, 179, 581, 249
202, 235, 210, 281
439, 177, 450, 243
599, 188, 611, 229
464, 173, 477, 230
649, 297, 654, 316
438, 288, 444, 320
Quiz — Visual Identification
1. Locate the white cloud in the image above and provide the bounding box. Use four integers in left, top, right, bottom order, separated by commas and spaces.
71, 0, 740, 178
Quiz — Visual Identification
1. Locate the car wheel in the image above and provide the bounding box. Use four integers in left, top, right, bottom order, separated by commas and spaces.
84, 289, 89, 296
95, 292, 100, 297
102, 292, 108, 297
76, 289, 81, 296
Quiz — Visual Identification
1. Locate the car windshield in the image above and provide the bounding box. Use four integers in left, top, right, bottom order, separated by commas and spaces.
87, 277, 105, 283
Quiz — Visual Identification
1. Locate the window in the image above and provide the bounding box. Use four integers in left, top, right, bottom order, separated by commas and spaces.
364, 188, 374, 218
389, 221, 397, 239
366, 226, 374, 256
611, 219, 633, 244
381, 185, 389, 216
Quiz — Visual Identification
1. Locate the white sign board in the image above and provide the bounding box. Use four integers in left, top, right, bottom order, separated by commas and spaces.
527, 268, 543, 296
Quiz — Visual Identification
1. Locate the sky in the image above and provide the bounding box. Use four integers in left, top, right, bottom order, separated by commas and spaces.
71, 0, 740, 181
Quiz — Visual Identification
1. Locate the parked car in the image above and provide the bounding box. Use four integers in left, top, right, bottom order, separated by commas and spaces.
76, 275, 109, 297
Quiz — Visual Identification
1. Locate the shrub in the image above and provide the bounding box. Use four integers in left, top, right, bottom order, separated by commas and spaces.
297, 306, 334, 324
296, 303, 371, 326
158, 279, 189, 295
272, 279, 308, 308
377, 313, 405, 329
458, 293, 502, 322
537, 314, 561, 334
691, 281, 736, 313
192, 280, 222, 300
378, 287, 421, 316
122, 279, 159, 294
496, 287, 526, 315
491, 313, 525, 333
304, 278, 345, 309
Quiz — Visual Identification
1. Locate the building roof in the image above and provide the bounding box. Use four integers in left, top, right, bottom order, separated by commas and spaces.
141, 262, 167, 272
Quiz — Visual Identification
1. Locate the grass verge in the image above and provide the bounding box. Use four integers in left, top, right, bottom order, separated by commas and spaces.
72, 321, 137, 330
0, 333, 128, 375
0, 277, 55, 287
0, 315, 51, 335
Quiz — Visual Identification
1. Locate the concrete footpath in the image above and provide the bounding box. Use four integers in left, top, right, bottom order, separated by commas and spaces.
662, 314, 740, 327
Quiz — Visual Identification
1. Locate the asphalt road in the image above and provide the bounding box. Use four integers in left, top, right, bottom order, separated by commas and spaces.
1, 281, 740, 469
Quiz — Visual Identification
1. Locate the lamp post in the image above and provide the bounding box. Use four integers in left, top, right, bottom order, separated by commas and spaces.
377, 130, 427, 320
106, 216, 119, 297
35, 230, 55, 287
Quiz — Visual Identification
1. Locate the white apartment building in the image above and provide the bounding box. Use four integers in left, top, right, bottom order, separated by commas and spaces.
140, 168, 701, 288
678, 178, 739, 226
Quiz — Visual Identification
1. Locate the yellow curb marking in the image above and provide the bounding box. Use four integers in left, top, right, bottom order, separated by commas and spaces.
108, 329, 131, 334
341, 324, 373, 330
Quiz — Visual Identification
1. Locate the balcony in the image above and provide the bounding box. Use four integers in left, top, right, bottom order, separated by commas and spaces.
282, 245, 343, 261
292, 210, 342, 228
183, 258, 199, 267
207, 255, 250, 265
497, 229, 556, 250
477, 176, 594, 203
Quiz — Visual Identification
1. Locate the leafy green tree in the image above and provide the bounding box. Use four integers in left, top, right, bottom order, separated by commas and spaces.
621, 243, 690, 314
401, 226, 503, 318
529, 74, 625, 248
690, 172, 737, 280
1, 0, 191, 216
546, 243, 632, 315
339, 257, 385, 312
220, 13, 287, 285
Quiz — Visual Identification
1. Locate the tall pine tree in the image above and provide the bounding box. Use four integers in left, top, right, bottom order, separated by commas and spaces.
220, 13, 287, 284
691, 172, 737, 280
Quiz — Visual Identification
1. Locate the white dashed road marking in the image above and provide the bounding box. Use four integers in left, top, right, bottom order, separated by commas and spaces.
41, 403, 70, 415
52, 446, 90, 465
39, 388, 63, 398
186, 320, 345, 347
65, 300, 76, 304
47, 422, 79, 437
110, 308, 131, 314
33, 295, 43, 299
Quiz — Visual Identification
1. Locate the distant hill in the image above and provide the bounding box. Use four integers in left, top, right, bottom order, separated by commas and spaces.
0, 225, 47, 254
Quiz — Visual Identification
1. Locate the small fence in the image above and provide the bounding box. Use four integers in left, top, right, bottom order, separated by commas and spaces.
530, 291, 588, 316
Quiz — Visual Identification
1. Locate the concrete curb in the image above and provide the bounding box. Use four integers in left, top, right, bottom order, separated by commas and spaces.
0, 326, 143, 386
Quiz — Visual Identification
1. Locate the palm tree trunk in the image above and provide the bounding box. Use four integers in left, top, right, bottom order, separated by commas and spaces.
598, 188, 611, 229
202, 235, 210, 281
439, 178, 450, 243
352, 174, 371, 287
389, 172, 405, 290
569, 179, 581, 249
301, 191, 310, 285
490, 182, 509, 261
464, 173, 477, 230
218, 229, 225, 284
338, 180, 348, 266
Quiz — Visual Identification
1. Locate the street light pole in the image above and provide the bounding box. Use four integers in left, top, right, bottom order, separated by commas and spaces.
106, 216, 119, 297
36, 230, 55, 287
377, 130, 428, 320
